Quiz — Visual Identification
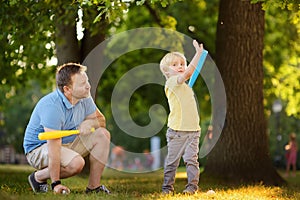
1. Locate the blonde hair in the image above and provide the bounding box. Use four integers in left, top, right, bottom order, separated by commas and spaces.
160, 52, 187, 78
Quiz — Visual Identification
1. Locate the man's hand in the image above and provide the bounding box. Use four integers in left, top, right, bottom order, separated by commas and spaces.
53, 184, 70, 194
78, 120, 94, 135
78, 107, 106, 135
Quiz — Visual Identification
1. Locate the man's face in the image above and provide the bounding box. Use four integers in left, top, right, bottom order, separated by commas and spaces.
70, 72, 91, 99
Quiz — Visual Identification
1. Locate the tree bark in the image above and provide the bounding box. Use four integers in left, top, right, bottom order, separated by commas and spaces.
204, 0, 285, 185
81, 29, 106, 62
54, 5, 107, 100
56, 24, 81, 65
55, 7, 81, 65
80, 8, 108, 100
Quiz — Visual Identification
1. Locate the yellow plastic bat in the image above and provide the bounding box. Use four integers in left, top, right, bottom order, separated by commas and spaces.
38, 128, 95, 140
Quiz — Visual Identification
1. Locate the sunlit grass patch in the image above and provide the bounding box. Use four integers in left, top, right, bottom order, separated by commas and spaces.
0, 165, 300, 200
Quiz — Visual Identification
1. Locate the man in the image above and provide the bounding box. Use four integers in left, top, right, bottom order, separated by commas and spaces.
23, 63, 110, 194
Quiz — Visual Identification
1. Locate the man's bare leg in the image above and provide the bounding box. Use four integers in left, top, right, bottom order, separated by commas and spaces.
87, 128, 110, 189
34, 155, 85, 183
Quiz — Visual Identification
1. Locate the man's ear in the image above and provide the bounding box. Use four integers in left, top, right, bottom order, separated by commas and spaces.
63, 85, 72, 94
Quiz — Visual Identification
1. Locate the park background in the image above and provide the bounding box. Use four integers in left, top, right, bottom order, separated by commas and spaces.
0, 0, 299, 194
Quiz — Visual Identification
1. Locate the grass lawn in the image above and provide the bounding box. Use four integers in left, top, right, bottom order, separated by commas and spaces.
0, 164, 300, 200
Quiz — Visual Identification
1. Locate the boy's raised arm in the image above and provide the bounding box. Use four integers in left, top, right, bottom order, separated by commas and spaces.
177, 40, 203, 84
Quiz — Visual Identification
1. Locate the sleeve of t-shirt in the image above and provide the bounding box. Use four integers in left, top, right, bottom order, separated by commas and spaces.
40, 103, 64, 130
166, 76, 179, 92
83, 97, 97, 116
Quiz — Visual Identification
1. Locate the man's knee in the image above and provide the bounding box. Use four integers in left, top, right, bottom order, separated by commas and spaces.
95, 128, 111, 142
68, 155, 85, 175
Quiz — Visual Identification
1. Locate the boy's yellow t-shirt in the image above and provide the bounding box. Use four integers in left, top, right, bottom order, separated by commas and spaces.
165, 75, 200, 131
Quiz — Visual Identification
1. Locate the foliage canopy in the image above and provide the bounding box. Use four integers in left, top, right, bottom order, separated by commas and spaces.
0, 0, 299, 156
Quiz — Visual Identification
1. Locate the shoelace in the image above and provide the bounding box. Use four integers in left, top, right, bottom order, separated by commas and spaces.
39, 184, 48, 192
86, 185, 110, 194
99, 185, 110, 194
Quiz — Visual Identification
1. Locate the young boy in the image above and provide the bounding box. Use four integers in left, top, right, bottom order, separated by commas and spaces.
160, 40, 203, 195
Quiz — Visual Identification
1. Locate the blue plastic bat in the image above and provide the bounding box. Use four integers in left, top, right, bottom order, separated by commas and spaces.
188, 49, 208, 88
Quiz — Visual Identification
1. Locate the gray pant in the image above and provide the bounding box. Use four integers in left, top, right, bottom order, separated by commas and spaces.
162, 128, 200, 192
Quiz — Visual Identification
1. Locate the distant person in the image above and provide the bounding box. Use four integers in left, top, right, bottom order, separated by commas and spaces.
110, 146, 125, 170
285, 132, 298, 177
23, 63, 111, 194
143, 149, 154, 170
159, 40, 203, 195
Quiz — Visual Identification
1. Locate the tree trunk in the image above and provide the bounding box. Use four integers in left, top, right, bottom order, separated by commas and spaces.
56, 24, 81, 65
204, 0, 285, 185
54, 5, 107, 99
81, 28, 106, 63
80, 3, 108, 63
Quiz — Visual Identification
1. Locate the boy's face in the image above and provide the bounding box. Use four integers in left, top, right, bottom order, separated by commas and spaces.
168, 56, 186, 75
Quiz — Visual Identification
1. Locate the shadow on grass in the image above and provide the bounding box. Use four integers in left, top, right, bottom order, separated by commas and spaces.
0, 165, 300, 200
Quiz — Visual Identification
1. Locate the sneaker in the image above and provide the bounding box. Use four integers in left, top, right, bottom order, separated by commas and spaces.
162, 190, 174, 195
85, 185, 111, 194
182, 186, 197, 195
28, 172, 48, 193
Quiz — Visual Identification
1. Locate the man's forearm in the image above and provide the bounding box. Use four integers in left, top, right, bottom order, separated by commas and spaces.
47, 139, 62, 182
96, 108, 106, 128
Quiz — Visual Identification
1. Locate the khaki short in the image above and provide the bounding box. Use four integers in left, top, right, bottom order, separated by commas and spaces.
26, 134, 95, 170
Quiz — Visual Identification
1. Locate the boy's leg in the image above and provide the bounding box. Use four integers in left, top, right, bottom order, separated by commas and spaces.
162, 129, 190, 193
182, 131, 200, 192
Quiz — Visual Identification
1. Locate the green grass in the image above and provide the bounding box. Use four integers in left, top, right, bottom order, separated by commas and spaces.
0, 164, 300, 200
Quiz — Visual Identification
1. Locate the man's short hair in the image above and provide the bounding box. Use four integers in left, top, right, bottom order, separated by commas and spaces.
56, 63, 87, 92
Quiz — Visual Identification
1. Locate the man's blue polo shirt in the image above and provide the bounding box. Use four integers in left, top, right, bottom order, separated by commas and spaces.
23, 89, 96, 154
